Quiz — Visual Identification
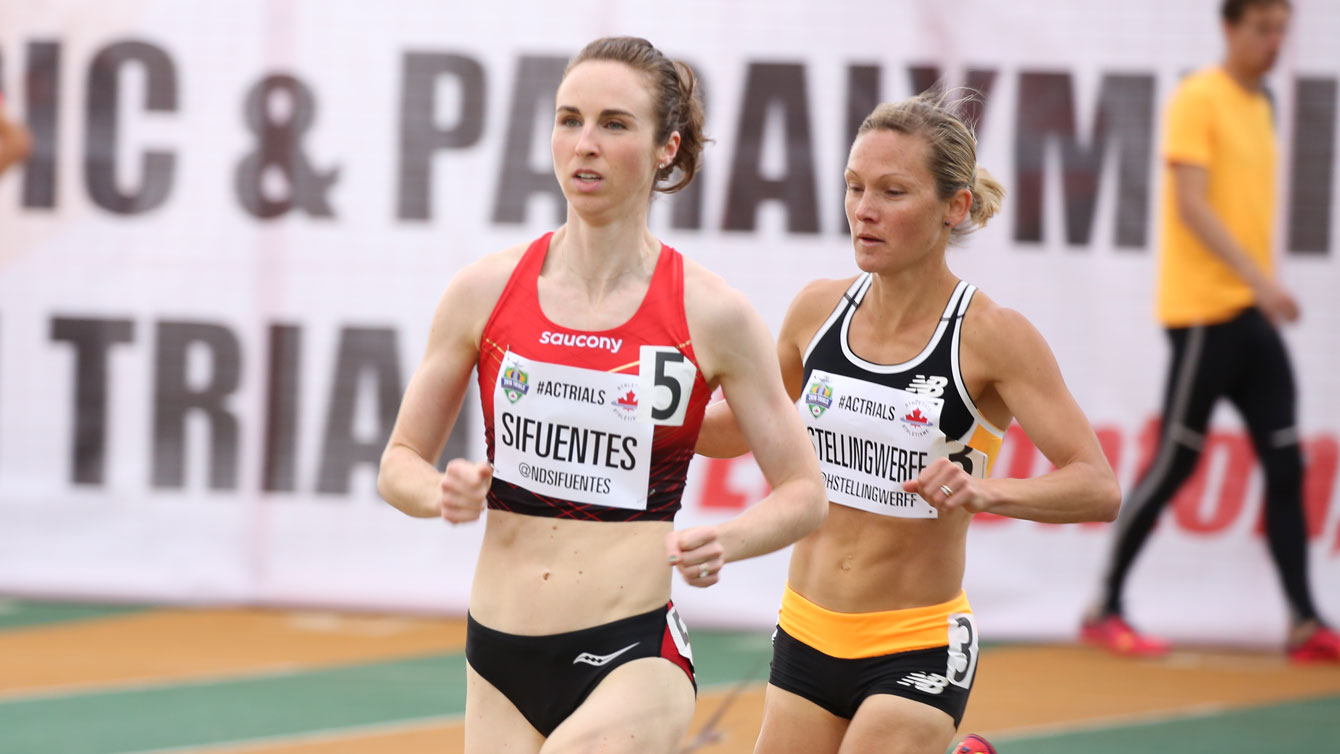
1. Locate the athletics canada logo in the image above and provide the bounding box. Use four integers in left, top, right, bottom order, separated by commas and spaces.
499, 364, 529, 404
804, 376, 834, 418
900, 399, 935, 438
611, 382, 639, 420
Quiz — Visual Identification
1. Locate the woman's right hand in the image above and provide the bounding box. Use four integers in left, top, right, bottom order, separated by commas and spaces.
439, 459, 494, 524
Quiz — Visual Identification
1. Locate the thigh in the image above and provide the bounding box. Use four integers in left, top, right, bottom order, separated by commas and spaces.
838, 693, 957, 754
1226, 311, 1298, 442
1158, 323, 1235, 438
754, 683, 849, 754
465, 661, 546, 754
540, 657, 695, 754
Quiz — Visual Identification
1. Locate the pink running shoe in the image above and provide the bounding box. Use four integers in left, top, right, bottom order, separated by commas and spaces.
953, 733, 997, 753
1288, 625, 1340, 664
1080, 614, 1170, 656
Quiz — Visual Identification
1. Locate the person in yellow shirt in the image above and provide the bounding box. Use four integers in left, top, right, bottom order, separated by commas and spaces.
1083, 0, 1338, 663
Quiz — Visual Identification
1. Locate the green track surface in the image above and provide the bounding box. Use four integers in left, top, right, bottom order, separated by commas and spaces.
0, 625, 775, 754
995, 693, 1340, 753
0, 655, 467, 754
4, 601, 1339, 754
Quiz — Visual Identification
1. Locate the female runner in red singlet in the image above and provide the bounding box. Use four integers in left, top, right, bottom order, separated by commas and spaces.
378, 37, 826, 754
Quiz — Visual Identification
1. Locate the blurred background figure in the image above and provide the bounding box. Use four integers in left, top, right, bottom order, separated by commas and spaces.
0, 90, 32, 177
1083, 0, 1340, 663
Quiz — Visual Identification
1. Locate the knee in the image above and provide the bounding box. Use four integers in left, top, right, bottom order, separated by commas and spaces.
1261, 439, 1303, 484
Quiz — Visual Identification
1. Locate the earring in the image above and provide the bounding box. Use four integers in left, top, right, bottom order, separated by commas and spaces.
944, 220, 951, 226
657, 162, 666, 169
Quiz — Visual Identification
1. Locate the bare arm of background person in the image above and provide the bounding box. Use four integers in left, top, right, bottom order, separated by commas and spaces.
904, 302, 1121, 523
377, 250, 517, 523
667, 271, 828, 587
0, 107, 32, 176
1171, 162, 1299, 323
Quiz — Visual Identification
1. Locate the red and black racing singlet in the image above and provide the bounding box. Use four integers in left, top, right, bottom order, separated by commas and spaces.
477, 232, 712, 522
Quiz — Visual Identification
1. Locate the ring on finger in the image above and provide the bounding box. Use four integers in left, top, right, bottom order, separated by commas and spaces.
698, 563, 711, 579
939, 484, 954, 497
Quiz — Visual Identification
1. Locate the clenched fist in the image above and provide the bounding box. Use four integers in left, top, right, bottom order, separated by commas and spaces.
666, 526, 725, 588
439, 459, 493, 524
903, 457, 991, 514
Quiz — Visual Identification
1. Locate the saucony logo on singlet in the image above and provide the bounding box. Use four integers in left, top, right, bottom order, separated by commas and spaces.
906, 375, 949, 397
539, 331, 624, 354
573, 642, 640, 667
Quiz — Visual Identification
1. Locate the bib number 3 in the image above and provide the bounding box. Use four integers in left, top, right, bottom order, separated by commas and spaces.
638, 346, 696, 427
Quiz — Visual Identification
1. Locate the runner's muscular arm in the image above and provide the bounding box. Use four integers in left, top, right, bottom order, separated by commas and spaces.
377, 252, 515, 521
669, 276, 827, 586
694, 278, 841, 458
906, 304, 1120, 523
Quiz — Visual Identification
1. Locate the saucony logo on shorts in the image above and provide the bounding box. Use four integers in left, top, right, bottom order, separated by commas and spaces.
573, 642, 639, 667
540, 331, 624, 354
897, 671, 950, 695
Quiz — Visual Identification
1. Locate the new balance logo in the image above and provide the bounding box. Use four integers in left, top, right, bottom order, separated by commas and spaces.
573, 642, 639, 667
897, 671, 950, 695
907, 375, 949, 397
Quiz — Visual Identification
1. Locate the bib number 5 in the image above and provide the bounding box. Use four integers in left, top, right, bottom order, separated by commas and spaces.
638, 346, 697, 427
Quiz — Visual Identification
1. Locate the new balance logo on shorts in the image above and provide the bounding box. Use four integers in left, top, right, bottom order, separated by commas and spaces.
572, 642, 639, 667
897, 671, 950, 695
907, 375, 948, 397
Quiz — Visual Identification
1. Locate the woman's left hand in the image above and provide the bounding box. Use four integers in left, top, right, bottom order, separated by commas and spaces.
665, 526, 725, 588
903, 458, 992, 514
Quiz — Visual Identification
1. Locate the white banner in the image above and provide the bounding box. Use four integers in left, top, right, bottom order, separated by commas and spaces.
0, 0, 1337, 647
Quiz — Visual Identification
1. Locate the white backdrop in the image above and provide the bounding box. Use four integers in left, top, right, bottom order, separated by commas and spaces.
1, 0, 1337, 647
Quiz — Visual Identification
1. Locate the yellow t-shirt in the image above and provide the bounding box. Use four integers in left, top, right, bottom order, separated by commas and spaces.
1155, 67, 1276, 327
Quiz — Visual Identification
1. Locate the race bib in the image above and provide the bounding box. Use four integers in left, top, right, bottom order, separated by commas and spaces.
799, 370, 945, 518
493, 350, 654, 510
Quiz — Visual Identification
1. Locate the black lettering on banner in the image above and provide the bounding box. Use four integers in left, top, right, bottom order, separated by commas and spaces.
152, 321, 241, 490
397, 52, 486, 221
723, 62, 820, 233
261, 324, 301, 492
1288, 77, 1335, 255
317, 327, 401, 495
50, 317, 135, 485
492, 55, 566, 225
838, 63, 881, 233
22, 40, 60, 209
907, 65, 998, 130
668, 59, 707, 231
235, 74, 339, 219
85, 40, 177, 214
1014, 72, 1154, 248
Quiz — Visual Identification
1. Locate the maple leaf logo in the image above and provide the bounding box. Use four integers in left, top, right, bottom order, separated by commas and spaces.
616, 390, 638, 408
903, 408, 928, 425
